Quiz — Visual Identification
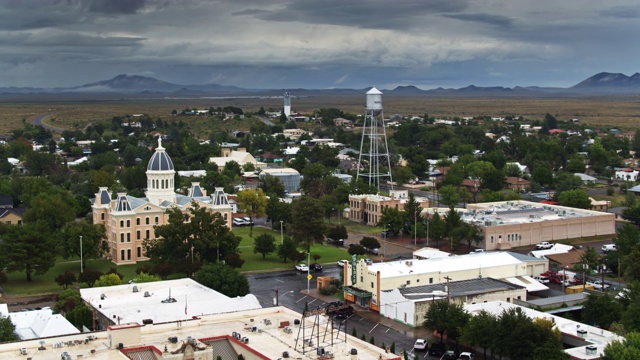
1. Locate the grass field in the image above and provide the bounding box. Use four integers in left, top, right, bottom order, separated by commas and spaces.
3, 94, 640, 136
2, 257, 141, 296
1, 225, 352, 296
233, 226, 350, 272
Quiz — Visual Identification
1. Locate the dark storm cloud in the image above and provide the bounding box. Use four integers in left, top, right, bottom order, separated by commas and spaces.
599, 6, 640, 19
87, 0, 148, 14
441, 13, 514, 29
241, 0, 469, 30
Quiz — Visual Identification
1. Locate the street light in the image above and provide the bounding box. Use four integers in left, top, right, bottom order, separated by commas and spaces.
280, 221, 284, 244
79, 235, 83, 273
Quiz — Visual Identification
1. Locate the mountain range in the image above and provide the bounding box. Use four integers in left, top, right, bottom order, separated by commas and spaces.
2, 72, 640, 97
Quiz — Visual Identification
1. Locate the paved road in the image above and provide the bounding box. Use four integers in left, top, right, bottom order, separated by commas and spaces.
31, 111, 65, 133
247, 268, 429, 357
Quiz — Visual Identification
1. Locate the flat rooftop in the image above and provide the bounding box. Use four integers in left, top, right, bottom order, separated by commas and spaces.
80, 278, 261, 325
0, 307, 401, 360
463, 200, 611, 227
366, 252, 522, 279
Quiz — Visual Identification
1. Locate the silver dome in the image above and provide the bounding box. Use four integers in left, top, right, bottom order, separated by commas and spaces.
147, 138, 174, 171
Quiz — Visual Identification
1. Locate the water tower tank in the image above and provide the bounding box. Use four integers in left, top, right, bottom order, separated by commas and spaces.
366, 86, 383, 114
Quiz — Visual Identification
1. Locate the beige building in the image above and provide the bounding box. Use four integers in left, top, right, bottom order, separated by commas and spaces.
93, 139, 232, 265
463, 201, 615, 250
343, 252, 547, 312
208, 147, 266, 172
348, 190, 429, 226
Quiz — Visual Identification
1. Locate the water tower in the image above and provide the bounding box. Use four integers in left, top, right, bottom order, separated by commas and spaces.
283, 92, 291, 117
357, 86, 393, 191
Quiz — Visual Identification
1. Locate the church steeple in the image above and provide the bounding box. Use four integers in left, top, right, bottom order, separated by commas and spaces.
145, 137, 176, 205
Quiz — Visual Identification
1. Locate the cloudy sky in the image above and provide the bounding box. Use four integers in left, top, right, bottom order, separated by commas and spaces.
1, 0, 639, 90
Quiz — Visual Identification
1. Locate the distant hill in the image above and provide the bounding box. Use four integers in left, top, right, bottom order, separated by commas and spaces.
2, 72, 640, 97
571, 72, 640, 89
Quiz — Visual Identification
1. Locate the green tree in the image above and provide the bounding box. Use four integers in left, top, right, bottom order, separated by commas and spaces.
360, 236, 381, 251
55, 271, 77, 290
461, 310, 497, 360
290, 197, 325, 251
423, 300, 469, 343
236, 188, 267, 237
95, 273, 122, 287
277, 237, 298, 263
462, 222, 484, 251
0, 316, 17, 342
59, 220, 107, 268
326, 225, 348, 242
78, 269, 103, 288
194, 263, 250, 298
558, 189, 591, 209
348, 244, 366, 256
146, 202, 241, 276
604, 331, 640, 360
622, 205, 640, 226
378, 207, 404, 236
265, 195, 291, 229
254, 233, 277, 260
0, 222, 56, 281
614, 223, 640, 255
438, 185, 461, 207
260, 174, 286, 198
582, 292, 621, 329
132, 272, 161, 283
428, 213, 446, 247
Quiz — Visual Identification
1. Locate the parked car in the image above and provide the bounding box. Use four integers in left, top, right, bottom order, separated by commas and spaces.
428, 342, 446, 356
458, 352, 474, 360
443, 349, 458, 360
326, 238, 344, 246
309, 263, 323, 272
295, 264, 309, 272
602, 244, 617, 253
337, 260, 349, 268
367, 247, 380, 255
413, 339, 428, 351
232, 218, 247, 227
534, 276, 550, 284
535, 242, 553, 249
587, 280, 611, 290
242, 217, 254, 225
364, 258, 373, 265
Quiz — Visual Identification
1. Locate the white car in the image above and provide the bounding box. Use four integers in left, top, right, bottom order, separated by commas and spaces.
295, 264, 309, 272
535, 242, 553, 249
534, 276, 550, 284
601, 244, 617, 253
337, 260, 349, 268
232, 218, 247, 227
587, 281, 611, 290
413, 339, 428, 351
458, 352, 474, 360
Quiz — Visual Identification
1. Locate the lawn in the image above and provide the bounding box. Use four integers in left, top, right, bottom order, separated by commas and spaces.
2, 226, 351, 296
233, 226, 351, 272
2, 257, 141, 296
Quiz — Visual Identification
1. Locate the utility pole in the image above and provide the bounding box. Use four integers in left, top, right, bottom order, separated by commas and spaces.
79, 235, 83, 273
414, 209, 417, 247
444, 276, 452, 303
280, 221, 284, 244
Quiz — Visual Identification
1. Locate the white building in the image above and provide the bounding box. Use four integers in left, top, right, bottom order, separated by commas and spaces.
0, 305, 80, 340
380, 278, 527, 327
80, 278, 261, 330
343, 251, 548, 312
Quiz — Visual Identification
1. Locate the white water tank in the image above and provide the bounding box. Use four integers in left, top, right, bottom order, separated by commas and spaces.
366, 87, 383, 114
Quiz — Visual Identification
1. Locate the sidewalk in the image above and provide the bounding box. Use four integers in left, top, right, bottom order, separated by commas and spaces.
305, 288, 432, 341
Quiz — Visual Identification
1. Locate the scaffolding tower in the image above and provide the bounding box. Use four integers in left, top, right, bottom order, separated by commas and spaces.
357, 86, 393, 192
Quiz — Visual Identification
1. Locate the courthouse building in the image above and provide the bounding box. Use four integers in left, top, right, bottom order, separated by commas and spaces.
93, 139, 233, 264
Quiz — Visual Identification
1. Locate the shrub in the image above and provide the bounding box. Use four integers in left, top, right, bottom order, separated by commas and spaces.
319, 285, 338, 296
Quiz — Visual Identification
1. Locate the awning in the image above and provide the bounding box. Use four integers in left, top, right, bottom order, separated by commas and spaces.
504, 275, 549, 292
343, 287, 372, 298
